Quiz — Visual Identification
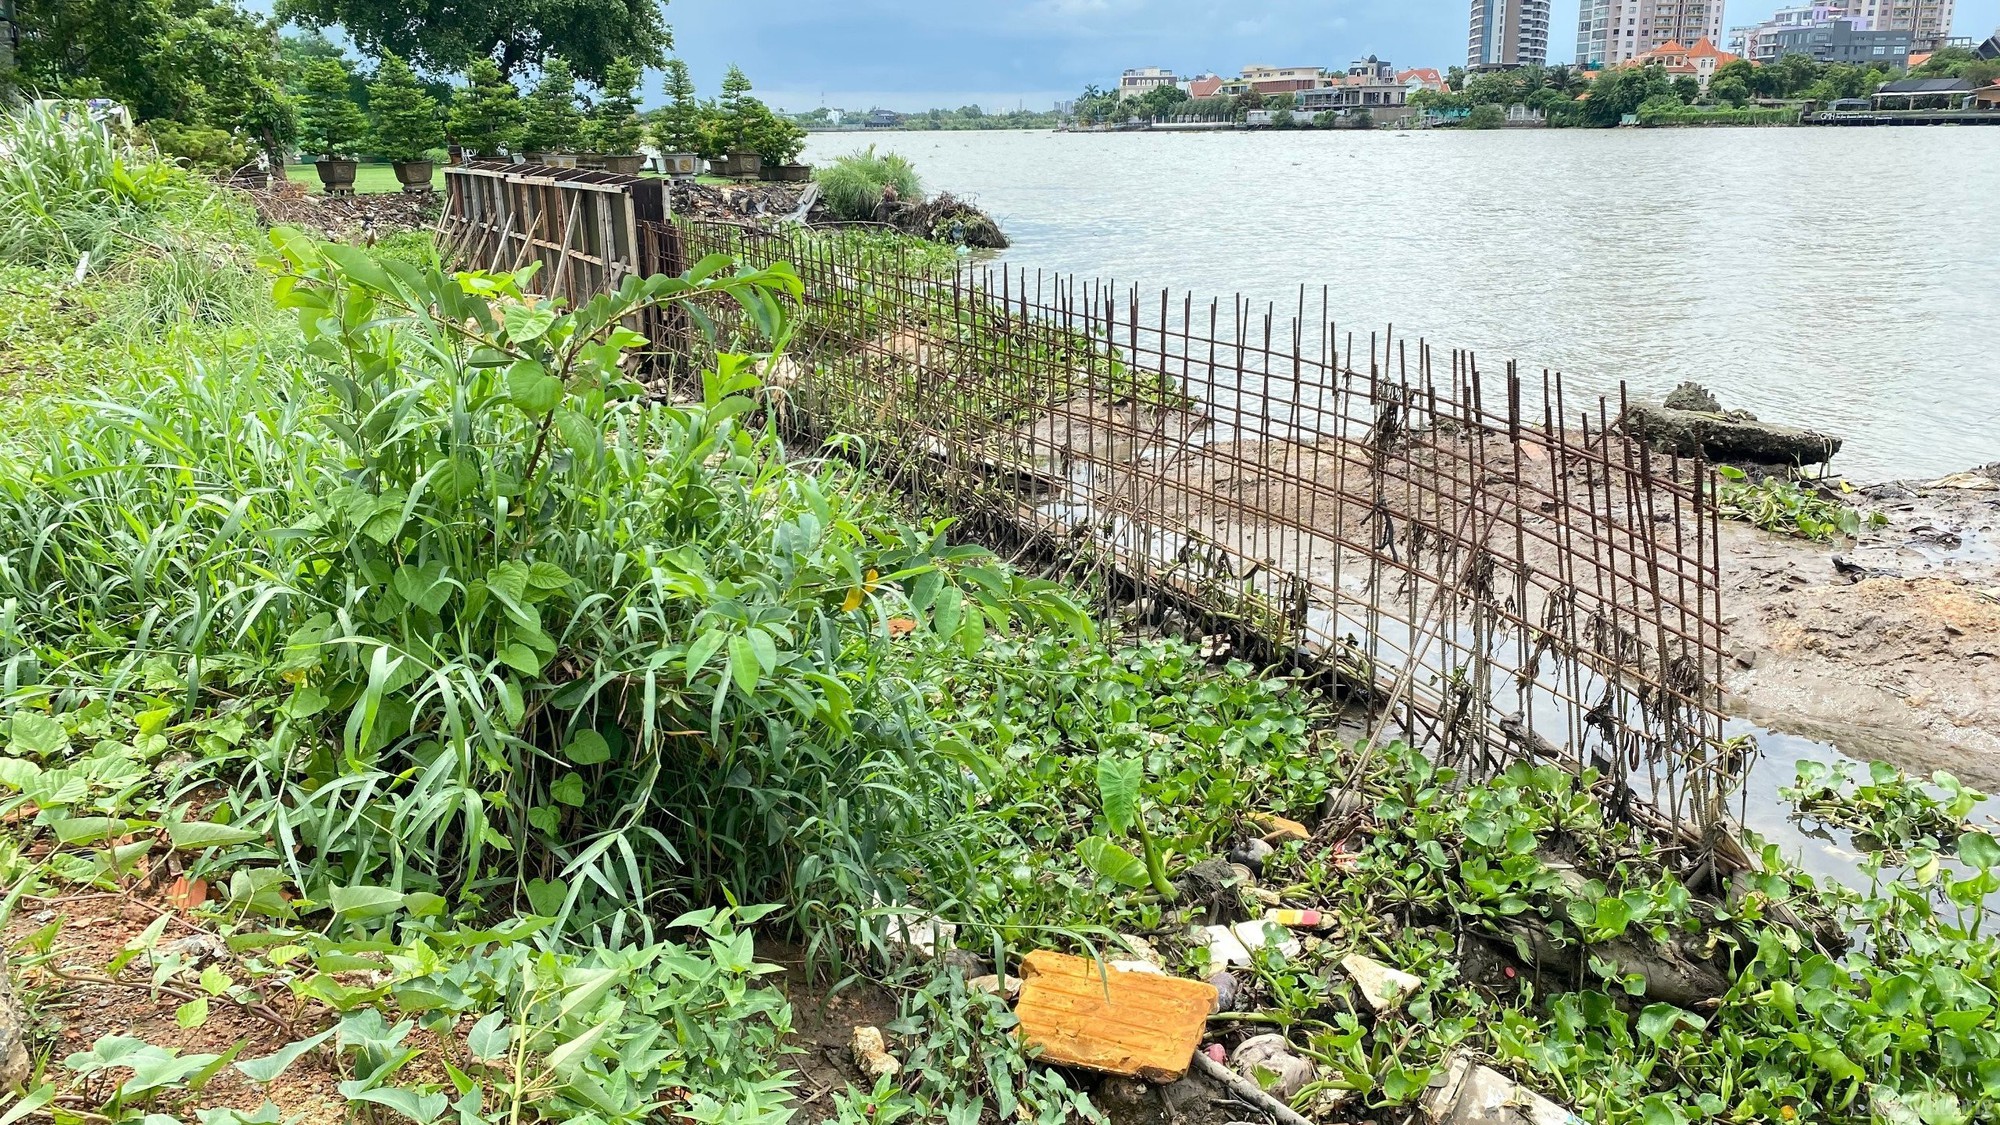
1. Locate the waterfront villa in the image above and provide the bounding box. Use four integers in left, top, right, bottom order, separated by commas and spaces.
1627, 37, 1740, 88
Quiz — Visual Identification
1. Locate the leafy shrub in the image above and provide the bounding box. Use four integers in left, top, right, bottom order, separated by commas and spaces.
814, 146, 923, 221
147, 121, 252, 173
1464, 103, 1505, 129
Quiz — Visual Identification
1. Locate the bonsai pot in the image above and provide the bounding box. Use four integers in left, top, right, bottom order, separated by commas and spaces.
661, 152, 699, 177
726, 149, 762, 179
391, 160, 436, 192
314, 158, 358, 195
575, 151, 607, 170
775, 162, 811, 182
706, 157, 732, 176
545, 153, 579, 169
601, 153, 644, 175
446, 144, 466, 165
522, 150, 550, 164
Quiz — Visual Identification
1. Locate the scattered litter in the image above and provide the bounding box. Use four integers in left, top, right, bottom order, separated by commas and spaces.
1250, 812, 1311, 844
1420, 1053, 1583, 1125
1013, 950, 1218, 1082
1265, 908, 1326, 930
850, 1026, 901, 1079
1232, 1033, 1315, 1100
1927, 472, 2000, 492
1203, 1042, 1228, 1064
1201, 919, 1301, 968
1342, 953, 1422, 1013
1112, 959, 1165, 976
1116, 933, 1166, 966
879, 906, 955, 961
969, 974, 1022, 998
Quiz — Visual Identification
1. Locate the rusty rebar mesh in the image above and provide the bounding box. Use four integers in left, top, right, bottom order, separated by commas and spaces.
444, 186, 1744, 861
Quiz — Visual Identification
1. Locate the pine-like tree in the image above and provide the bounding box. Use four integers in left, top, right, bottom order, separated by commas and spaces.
521, 56, 583, 154
654, 58, 702, 155
296, 57, 369, 159
368, 53, 444, 162
450, 56, 523, 158
587, 57, 644, 154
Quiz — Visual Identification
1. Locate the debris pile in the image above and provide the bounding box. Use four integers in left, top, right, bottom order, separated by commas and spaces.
237, 180, 441, 242
667, 179, 1008, 248
1621, 380, 1844, 466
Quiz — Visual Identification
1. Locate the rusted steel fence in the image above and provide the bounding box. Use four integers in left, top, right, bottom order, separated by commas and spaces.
441, 179, 1745, 862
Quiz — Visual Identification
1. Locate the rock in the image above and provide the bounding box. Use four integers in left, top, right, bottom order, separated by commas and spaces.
0, 954, 28, 1092
1341, 953, 1423, 1013
1620, 402, 1842, 467
851, 1026, 901, 1079
1225, 838, 1274, 873
1207, 970, 1241, 1013
1249, 813, 1311, 844
1013, 950, 1219, 1083
969, 974, 1022, 999
1231, 1034, 1315, 1100
1180, 855, 1246, 901
1420, 1053, 1581, 1125
936, 948, 991, 979
1161, 1074, 1219, 1115
1661, 381, 1723, 413
1112, 960, 1166, 976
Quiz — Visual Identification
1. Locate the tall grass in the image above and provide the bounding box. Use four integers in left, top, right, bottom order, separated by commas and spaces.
813, 145, 924, 222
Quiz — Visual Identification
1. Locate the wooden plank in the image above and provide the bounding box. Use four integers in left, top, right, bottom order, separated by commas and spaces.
1012, 950, 1216, 1083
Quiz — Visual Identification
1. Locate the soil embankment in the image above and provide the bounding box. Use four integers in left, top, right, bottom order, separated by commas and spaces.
1721, 464, 2000, 788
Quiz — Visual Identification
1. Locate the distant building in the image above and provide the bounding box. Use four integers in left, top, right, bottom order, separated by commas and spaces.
1398, 67, 1448, 92
1117, 67, 1180, 97
1298, 60, 1412, 114
1576, 0, 1723, 66
1871, 76, 1976, 106
1470, 0, 1552, 68
1731, 0, 1955, 55
1974, 81, 2000, 107
1760, 19, 1911, 64
1976, 29, 2000, 59
863, 110, 905, 129
1627, 37, 1741, 87
1238, 64, 1327, 95
1183, 74, 1225, 97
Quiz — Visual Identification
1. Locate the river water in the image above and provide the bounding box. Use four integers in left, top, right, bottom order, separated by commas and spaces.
802, 128, 2000, 482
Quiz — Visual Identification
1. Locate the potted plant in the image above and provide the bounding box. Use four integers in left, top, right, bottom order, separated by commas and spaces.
369, 53, 444, 192
654, 58, 702, 177
588, 57, 646, 174
449, 56, 523, 161
521, 56, 583, 166
296, 57, 368, 193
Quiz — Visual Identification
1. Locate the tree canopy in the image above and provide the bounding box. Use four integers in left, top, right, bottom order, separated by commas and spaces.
296, 55, 368, 157
274, 0, 670, 84
449, 56, 523, 158
653, 58, 702, 154
585, 57, 644, 154
368, 53, 444, 162
520, 55, 584, 154
12, 0, 296, 162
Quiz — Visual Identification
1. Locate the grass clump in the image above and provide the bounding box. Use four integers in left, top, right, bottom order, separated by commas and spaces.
814, 145, 923, 222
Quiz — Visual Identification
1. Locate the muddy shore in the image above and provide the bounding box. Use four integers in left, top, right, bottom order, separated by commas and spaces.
1721, 463, 2000, 789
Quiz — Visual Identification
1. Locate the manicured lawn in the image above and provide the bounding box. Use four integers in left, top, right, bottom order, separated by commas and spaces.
284, 162, 444, 194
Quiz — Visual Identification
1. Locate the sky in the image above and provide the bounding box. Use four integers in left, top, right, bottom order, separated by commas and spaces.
667, 0, 1998, 112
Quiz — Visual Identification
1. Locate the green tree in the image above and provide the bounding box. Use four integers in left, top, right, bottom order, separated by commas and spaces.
296, 56, 368, 158
369, 52, 443, 162
1138, 83, 1189, 119
654, 57, 703, 153
521, 56, 583, 154
1710, 75, 1750, 107
14, 0, 295, 162
1671, 74, 1700, 103
275, 0, 668, 84
1465, 102, 1505, 128
450, 56, 523, 158
586, 56, 644, 153
1581, 63, 1670, 126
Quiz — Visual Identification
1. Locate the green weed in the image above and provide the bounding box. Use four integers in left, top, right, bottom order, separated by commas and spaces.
1716, 465, 1884, 542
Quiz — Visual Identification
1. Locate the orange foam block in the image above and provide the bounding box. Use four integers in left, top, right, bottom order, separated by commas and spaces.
1013, 950, 1219, 1083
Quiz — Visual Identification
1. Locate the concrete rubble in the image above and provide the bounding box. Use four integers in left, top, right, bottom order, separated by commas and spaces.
1420, 1054, 1585, 1125
1619, 381, 1843, 466
1341, 953, 1423, 1013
